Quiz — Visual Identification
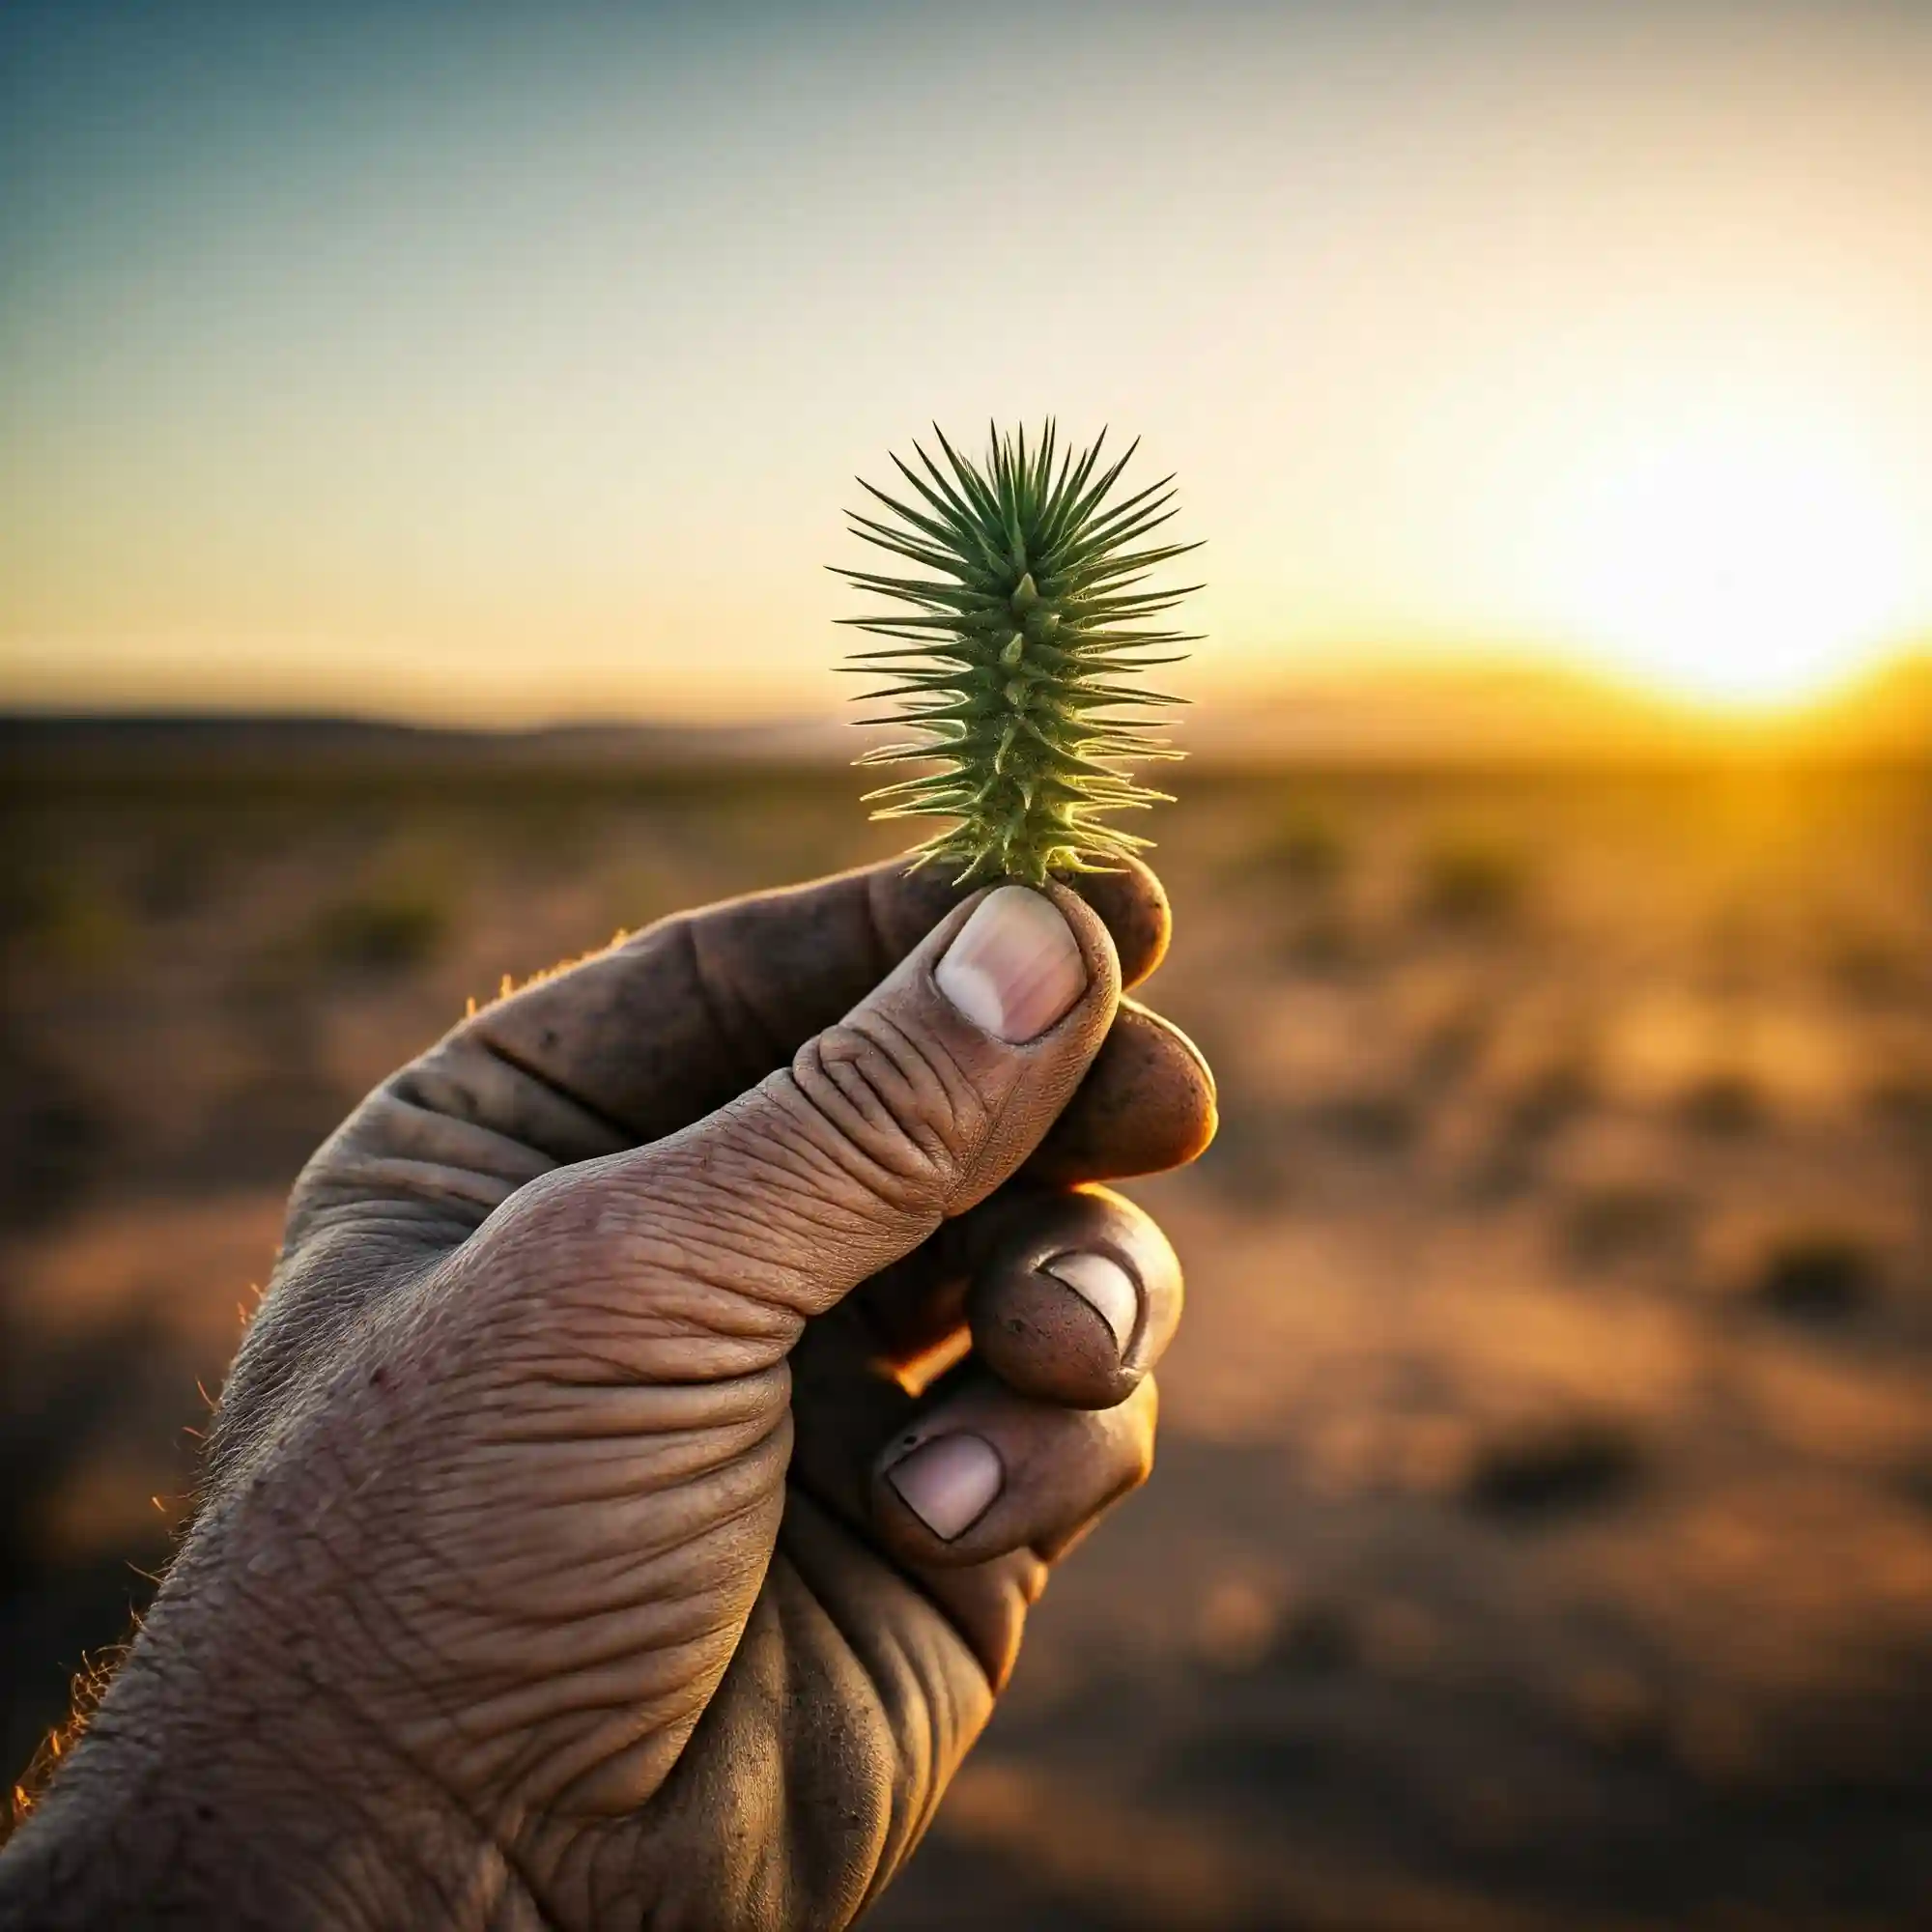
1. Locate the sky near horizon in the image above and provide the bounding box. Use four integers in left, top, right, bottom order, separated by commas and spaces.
3, 0, 1930, 724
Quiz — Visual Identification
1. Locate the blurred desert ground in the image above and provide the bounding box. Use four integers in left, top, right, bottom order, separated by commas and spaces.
4, 715, 1932, 1928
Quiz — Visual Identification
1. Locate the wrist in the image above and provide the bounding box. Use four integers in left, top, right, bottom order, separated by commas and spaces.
1, 1573, 527, 1929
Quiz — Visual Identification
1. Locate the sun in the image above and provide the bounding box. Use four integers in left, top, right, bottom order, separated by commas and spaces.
1543, 422, 1920, 712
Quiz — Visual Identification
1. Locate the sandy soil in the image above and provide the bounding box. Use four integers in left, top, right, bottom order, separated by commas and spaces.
3, 741, 1929, 1926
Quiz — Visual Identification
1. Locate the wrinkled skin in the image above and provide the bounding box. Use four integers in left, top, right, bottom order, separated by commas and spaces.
0, 859, 1213, 1931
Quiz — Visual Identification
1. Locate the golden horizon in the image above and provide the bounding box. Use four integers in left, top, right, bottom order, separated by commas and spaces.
6, 632, 1926, 736
6, 7, 1929, 731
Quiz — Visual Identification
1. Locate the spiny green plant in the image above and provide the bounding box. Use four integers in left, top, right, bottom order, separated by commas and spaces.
837, 421, 1201, 886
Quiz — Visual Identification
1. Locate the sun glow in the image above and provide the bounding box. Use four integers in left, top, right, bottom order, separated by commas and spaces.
1542, 422, 1921, 713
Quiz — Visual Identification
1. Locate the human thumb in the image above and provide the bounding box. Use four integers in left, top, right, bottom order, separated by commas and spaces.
499, 883, 1122, 1343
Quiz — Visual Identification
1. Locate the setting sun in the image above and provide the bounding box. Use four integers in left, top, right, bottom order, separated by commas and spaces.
1544, 423, 1920, 713
5, 3, 1930, 732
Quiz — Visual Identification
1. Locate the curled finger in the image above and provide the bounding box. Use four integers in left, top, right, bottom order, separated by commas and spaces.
870, 1371, 1158, 1569
963, 1184, 1181, 1410
1024, 1001, 1216, 1186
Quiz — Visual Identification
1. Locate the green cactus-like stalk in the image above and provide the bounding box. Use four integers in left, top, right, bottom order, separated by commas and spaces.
838, 421, 1201, 886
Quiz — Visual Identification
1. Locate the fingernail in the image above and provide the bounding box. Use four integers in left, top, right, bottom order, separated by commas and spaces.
1042, 1251, 1140, 1353
887, 1434, 1004, 1541
935, 887, 1086, 1043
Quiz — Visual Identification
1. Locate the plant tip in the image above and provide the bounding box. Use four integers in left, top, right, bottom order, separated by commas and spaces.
838, 420, 1201, 885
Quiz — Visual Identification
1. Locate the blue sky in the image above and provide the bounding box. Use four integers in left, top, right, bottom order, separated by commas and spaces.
4, 0, 1929, 720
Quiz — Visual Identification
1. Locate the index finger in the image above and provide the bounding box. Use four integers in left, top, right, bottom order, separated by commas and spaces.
454, 855, 1172, 1152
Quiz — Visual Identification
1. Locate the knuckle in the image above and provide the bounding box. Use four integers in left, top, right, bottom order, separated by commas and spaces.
782, 1015, 992, 1210
1123, 1430, 1156, 1492
1124, 1380, 1159, 1488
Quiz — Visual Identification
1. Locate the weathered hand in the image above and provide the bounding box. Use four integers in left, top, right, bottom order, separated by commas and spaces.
1, 860, 1213, 1931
